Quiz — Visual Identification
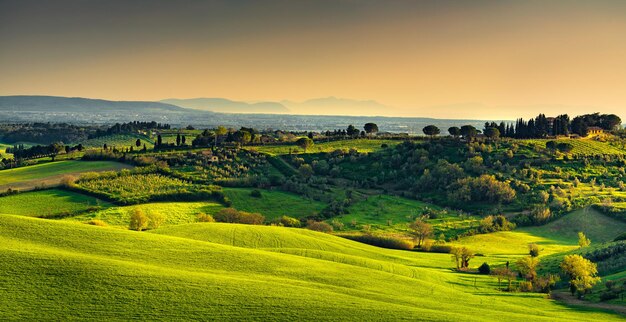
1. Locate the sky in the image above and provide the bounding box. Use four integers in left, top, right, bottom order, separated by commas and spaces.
1, 0, 626, 119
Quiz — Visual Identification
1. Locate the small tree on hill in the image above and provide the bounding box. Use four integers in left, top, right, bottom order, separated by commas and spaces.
129, 208, 148, 231
364, 123, 379, 136
448, 126, 461, 138
451, 247, 474, 270
422, 125, 440, 138
561, 255, 601, 298
135, 139, 141, 147
528, 243, 540, 257
409, 219, 433, 247
578, 232, 591, 248
460, 125, 478, 141
296, 137, 314, 152
516, 256, 539, 281
484, 127, 500, 141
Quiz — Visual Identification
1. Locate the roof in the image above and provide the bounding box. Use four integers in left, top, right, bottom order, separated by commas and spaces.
588, 126, 604, 131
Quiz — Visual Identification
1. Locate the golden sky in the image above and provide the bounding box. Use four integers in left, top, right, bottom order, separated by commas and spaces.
1, 0, 626, 119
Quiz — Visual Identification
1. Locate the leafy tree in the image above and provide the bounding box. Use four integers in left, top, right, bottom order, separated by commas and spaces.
578, 232, 591, 248
516, 256, 539, 281
147, 211, 165, 229
529, 243, 540, 257
451, 247, 474, 269
176, 134, 181, 146
364, 123, 379, 135
296, 137, 314, 152
460, 125, 478, 141
422, 125, 440, 138
478, 262, 491, 274
129, 208, 148, 231
556, 142, 574, 153
483, 127, 500, 140
346, 124, 360, 137
409, 219, 433, 247
560, 255, 601, 298
157, 134, 162, 146
135, 139, 141, 147
448, 126, 461, 138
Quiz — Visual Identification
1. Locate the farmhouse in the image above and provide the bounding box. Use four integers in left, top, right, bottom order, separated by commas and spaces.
587, 126, 604, 136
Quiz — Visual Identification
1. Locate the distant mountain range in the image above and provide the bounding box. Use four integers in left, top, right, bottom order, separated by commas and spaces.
161, 97, 392, 116
0, 95, 187, 113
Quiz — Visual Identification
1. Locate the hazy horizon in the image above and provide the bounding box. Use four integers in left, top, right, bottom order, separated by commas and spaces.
3, 1, 626, 119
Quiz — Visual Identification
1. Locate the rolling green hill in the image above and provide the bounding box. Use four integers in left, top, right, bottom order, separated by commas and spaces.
0, 160, 132, 191
79, 134, 154, 149
247, 139, 399, 156
0, 189, 111, 218
0, 215, 621, 320
223, 188, 325, 220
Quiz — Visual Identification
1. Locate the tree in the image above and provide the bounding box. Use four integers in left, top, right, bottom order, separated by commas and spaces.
409, 219, 433, 247
176, 133, 181, 146
296, 137, 314, 152
215, 126, 228, 145
346, 124, 360, 137
129, 208, 148, 231
516, 256, 539, 281
560, 255, 601, 298
484, 127, 500, 141
578, 232, 591, 248
460, 125, 478, 141
529, 243, 540, 257
182, 135, 186, 145
157, 134, 162, 147
478, 262, 491, 274
557, 142, 574, 153
135, 139, 141, 147
364, 123, 379, 136
448, 126, 461, 138
422, 125, 440, 138
147, 211, 165, 229
103, 143, 108, 150
451, 247, 474, 269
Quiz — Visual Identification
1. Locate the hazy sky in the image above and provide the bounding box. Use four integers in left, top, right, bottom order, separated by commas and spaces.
2, 0, 626, 119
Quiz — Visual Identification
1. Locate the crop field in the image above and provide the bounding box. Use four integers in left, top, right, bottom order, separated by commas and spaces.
64, 202, 224, 227
79, 134, 154, 149
223, 187, 325, 220
0, 161, 131, 191
0, 189, 111, 218
76, 173, 197, 203
247, 139, 400, 155
0, 215, 620, 321
0, 142, 12, 158
520, 139, 626, 156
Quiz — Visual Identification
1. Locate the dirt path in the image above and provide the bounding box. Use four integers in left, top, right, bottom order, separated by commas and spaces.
551, 290, 626, 315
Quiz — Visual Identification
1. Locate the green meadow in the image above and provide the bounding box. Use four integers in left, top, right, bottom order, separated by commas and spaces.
247, 139, 400, 155
0, 215, 621, 321
223, 187, 326, 220
0, 189, 111, 217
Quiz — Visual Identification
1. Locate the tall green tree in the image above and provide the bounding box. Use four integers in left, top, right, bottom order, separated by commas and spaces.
422, 125, 440, 138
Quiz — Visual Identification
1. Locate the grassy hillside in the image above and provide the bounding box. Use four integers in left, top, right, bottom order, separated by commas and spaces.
0, 161, 131, 190
0, 215, 621, 321
64, 202, 224, 228
0, 189, 111, 218
521, 207, 626, 244
247, 139, 399, 156
223, 188, 325, 220
520, 138, 626, 156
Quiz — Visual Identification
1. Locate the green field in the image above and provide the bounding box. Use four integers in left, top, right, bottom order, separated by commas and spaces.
247, 139, 400, 155
64, 202, 224, 228
223, 187, 326, 220
79, 134, 154, 149
0, 189, 111, 218
520, 207, 626, 244
0, 142, 12, 159
0, 160, 132, 190
0, 215, 620, 320
520, 138, 626, 156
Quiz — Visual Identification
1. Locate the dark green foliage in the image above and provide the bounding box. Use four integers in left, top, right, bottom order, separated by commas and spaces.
478, 262, 491, 274
341, 234, 414, 250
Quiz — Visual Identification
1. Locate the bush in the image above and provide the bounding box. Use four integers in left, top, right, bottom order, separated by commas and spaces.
306, 220, 333, 233
342, 234, 414, 250
214, 208, 265, 225
519, 281, 533, 292
147, 211, 165, 229
278, 215, 300, 227
529, 243, 540, 257
427, 245, 454, 253
250, 189, 262, 198
129, 209, 148, 231
478, 262, 491, 274
86, 219, 107, 227
197, 213, 215, 223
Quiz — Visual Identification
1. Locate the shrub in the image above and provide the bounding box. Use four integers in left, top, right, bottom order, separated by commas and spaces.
342, 234, 414, 250
306, 220, 333, 233
86, 219, 107, 227
519, 281, 533, 292
147, 211, 165, 229
529, 243, 540, 257
250, 189, 262, 198
478, 262, 491, 274
129, 208, 148, 231
214, 208, 265, 225
278, 215, 300, 227
428, 245, 453, 253
197, 213, 215, 223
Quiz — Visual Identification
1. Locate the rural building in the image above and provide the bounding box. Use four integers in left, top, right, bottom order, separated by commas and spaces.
587, 126, 604, 136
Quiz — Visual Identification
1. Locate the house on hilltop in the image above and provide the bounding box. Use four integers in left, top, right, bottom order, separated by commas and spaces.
587, 126, 604, 136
